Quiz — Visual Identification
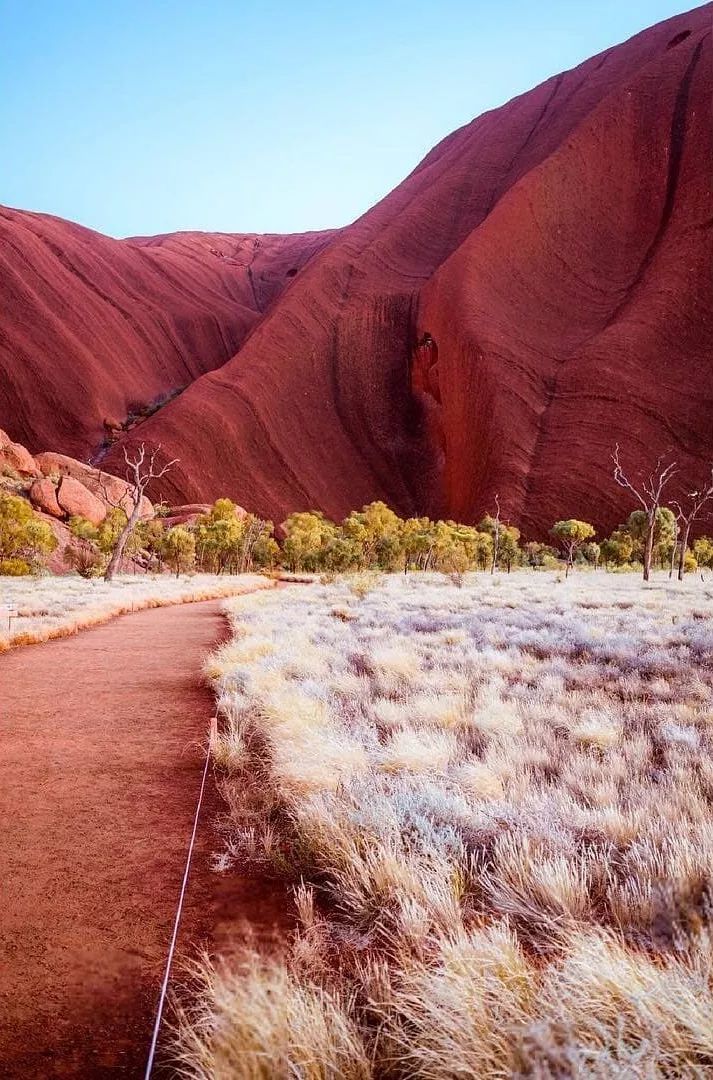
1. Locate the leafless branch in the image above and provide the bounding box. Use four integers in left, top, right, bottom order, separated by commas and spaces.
673, 464, 713, 527
612, 444, 677, 512
612, 444, 648, 510
122, 444, 178, 494
95, 470, 126, 512
103, 443, 178, 580
612, 443, 678, 582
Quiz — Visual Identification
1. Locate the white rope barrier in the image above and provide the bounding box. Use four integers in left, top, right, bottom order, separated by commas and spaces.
144, 717, 217, 1079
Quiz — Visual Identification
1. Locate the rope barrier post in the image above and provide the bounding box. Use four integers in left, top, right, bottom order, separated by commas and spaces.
143, 718, 215, 1079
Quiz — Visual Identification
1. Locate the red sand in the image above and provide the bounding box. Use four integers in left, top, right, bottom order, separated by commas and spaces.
0, 598, 289, 1078
2, 6, 712, 535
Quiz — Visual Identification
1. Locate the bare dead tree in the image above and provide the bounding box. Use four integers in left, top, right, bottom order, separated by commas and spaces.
238, 515, 265, 574
671, 464, 713, 581
669, 508, 680, 580
612, 445, 677, 581
490, 494, 501, 576
102, 444, 177, 581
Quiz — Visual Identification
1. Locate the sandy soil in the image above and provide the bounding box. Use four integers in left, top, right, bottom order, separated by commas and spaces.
0, 597, 289, 1078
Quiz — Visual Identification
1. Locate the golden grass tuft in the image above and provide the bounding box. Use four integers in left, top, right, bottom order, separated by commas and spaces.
173, 951, 371, 1080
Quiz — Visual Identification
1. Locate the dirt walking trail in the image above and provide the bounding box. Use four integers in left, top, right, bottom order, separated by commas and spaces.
0, 595, 289, 1078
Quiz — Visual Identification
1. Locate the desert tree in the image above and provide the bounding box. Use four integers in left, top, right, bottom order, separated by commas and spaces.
101, 444, 177, 581
479, 494, 501, 575
693, 536, 713, 571
250, 523, 280, 571
282, 511, 336, 573
600, 528, 635, 569
582, 540, 601, 568
239, 514, 275, 573
550, 520, 596, 577
195, 499, 244, 573
401, 517, 434, 573
136, 517, 168, 573
342, 501, 403, 570
163, 525, 196, 577
491, 494, 501, 575
497, 524, 521, 573
671, 464, 713, 581
625, 507, 676, 571
523, 541, 558, 569
668, 510, 680, 579
612, 444, 677, 581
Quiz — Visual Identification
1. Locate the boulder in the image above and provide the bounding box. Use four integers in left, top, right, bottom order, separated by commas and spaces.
0, 441, 40, 477
167, 503, 213, 517
35, 452, 152, 519
37, 514, 75, 575
55, 476, 107, 526
163, 502, 248, 527
162, 513, 203, 528
36, 451, 84, 478
29, 478, 63, 519
163, 503, 213, 525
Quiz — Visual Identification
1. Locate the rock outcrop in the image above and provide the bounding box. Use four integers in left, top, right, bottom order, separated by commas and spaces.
54, 476, 106, 526
28, 478, 63, 518
1, 437, 155, 528
0, 429, 39, 478
160, 503, 214, 527
34, 453, 153, 519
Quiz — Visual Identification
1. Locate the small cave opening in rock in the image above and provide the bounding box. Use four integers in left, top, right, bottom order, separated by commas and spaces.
410, 332, 441, 406
285, 268, 298, 277
666, 29, 691, 49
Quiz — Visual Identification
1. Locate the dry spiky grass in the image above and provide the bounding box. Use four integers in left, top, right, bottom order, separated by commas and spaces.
185, 572, 713, 1077
0, 573, 273, 650
174, 951, 371, 1080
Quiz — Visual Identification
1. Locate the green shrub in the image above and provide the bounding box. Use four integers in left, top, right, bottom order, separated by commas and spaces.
0, 493, 57, 570
693, 537, 713, 569
0, 557, 32, 576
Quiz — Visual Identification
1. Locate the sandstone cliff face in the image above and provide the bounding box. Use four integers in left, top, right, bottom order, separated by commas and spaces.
417, 13, 713, 534
1, 6, 712, 534
0, 212, 335, 460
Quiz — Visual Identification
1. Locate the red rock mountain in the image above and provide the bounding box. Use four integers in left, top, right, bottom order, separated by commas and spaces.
0, 213, 334, 458
1, 5, 711, 535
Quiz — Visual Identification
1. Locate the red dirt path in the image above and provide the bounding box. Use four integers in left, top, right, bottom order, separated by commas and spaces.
0, 598, 288, 1078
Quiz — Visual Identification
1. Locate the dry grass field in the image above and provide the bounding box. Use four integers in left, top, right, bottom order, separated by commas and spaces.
0, 573, 273, 650
181, 570, 713, 1078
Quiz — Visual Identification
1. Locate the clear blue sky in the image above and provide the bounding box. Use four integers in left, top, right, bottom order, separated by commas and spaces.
0, 1, 696, 238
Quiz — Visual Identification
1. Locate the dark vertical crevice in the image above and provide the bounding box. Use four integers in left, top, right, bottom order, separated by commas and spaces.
246, 265, 263, 314
598, 33, 707, 332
